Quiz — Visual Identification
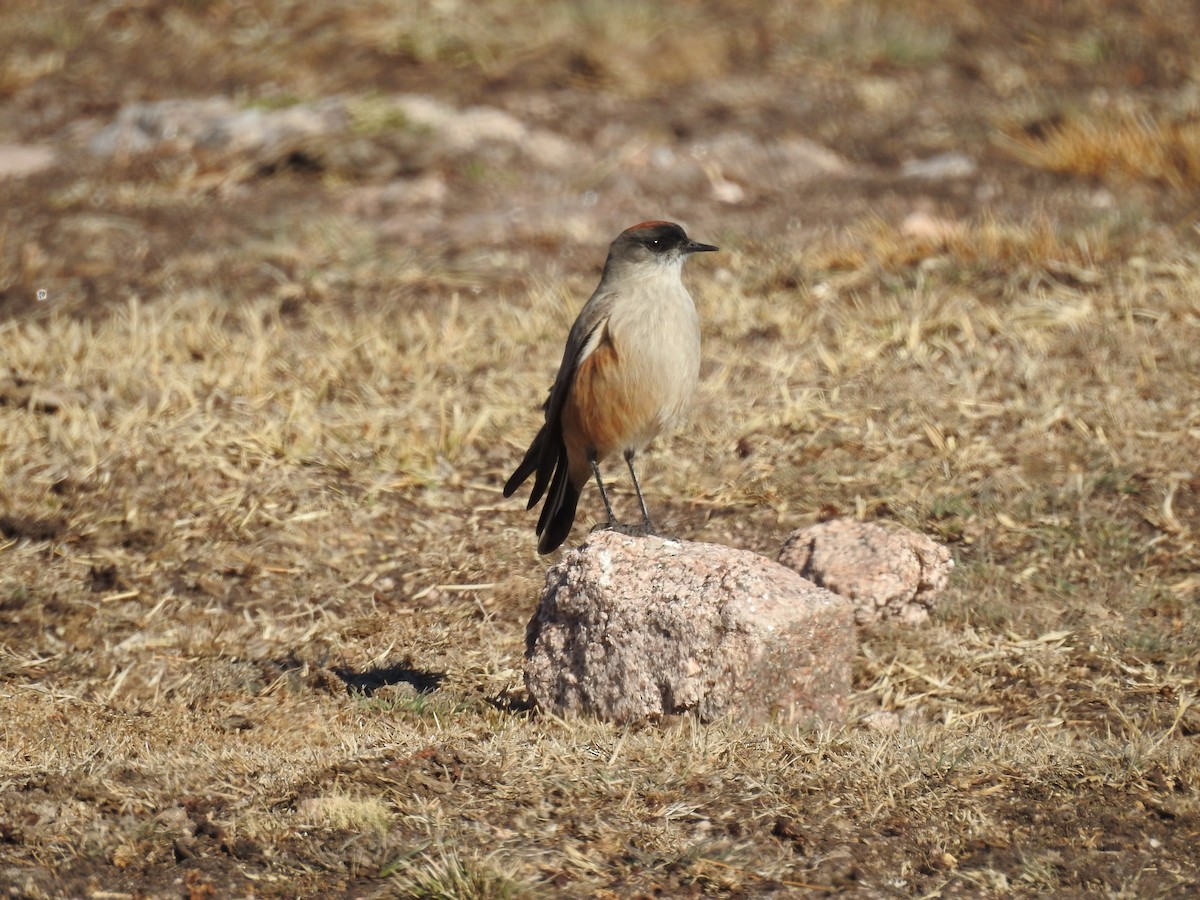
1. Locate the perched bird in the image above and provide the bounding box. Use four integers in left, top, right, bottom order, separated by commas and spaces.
504, 221, 718, 553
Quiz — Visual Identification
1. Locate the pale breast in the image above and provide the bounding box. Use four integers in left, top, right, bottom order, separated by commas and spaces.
601, 281, 701, 452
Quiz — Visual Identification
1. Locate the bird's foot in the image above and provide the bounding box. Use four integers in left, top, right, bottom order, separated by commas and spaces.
591, 519, 659, 539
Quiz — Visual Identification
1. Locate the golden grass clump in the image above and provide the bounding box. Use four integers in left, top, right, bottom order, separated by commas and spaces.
806, 212, 1111, 276
1001, 112, 1200, 188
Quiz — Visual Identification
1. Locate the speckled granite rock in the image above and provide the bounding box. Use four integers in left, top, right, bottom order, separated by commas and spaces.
525, 530, 855, 724
779, 520, 953, 625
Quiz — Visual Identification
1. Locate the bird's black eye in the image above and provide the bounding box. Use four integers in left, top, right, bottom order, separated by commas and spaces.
648, 238, 661, 248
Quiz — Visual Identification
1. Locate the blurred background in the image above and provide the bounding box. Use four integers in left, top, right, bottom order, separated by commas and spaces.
2, 0, 1198, 318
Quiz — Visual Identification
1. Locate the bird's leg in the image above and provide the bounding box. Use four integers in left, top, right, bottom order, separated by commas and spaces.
588, 449, 619, 528
624, 449, 657, 536
588, 449, 661, 539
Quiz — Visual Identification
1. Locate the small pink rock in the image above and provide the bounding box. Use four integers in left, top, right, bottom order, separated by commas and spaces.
0, 144, 56, 180
779, 520, 953, 625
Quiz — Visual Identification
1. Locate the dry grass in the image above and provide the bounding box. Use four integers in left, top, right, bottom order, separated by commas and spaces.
803, 212, 1114, 282
3, 215, 1199, 895
1001, 113, 1200, 188
3, 0, 1200, 896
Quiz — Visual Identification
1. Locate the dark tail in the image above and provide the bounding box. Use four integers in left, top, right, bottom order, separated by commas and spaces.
536, 461, 581, 554
504, 423, 554, 507
505, 424, 579, 554
504, 431, 541, 499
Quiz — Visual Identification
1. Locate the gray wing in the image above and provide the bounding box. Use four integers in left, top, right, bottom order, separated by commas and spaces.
502, 285, 616, 505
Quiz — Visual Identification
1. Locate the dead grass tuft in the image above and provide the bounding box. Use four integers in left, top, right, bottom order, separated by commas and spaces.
1001, 112, 1200, 188
297, 794, 393, 836
807, 212, 1112, 277
381, 848, 528, 899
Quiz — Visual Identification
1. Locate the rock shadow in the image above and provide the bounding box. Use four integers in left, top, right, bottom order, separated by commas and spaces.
331, 662, 445, 696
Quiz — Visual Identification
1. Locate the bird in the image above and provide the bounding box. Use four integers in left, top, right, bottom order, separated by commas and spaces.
504, 220, 718, 554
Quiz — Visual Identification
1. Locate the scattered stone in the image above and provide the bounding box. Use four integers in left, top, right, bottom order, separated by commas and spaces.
525, 530, 855, 725
87, 96, 342, 159
900, 151, 976, 180
708, 172, 746, 205
779, 520, 953, 625
0, 143, 56, 179
687, 132, 851, 199
84, 94, 573, 174
901, 210, 964, 242
387, 95, 572, 167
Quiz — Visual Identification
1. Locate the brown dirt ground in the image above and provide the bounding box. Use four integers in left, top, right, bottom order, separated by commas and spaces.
2, 1, 1199, 898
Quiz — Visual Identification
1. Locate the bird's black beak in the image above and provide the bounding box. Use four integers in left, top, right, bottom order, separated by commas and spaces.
685, 240, 719, 254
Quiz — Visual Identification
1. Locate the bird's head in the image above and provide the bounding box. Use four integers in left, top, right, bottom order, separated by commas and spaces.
607, 221, 718, 270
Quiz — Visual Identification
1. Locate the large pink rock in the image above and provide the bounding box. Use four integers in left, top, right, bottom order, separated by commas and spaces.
525, 531, 855, 724
779, 520, 953, 625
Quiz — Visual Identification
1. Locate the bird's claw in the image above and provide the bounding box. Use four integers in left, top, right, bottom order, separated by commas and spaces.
591, 520, 659, 539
